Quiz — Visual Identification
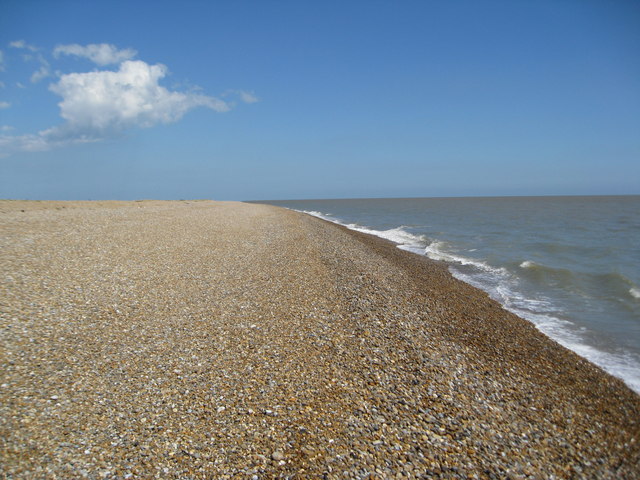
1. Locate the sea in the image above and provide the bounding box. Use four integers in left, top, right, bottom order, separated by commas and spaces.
258, 196, 640, 394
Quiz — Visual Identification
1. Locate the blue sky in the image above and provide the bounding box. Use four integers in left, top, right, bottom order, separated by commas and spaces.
0, 0, 638, 200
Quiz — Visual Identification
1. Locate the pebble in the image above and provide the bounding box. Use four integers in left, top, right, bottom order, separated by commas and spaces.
1, 200, 638, 479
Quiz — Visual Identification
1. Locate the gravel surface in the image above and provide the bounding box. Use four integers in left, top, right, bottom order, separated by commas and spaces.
1, 200, 638, 479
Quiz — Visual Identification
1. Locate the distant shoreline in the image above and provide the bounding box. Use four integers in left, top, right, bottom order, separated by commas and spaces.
2, 200, 638, 478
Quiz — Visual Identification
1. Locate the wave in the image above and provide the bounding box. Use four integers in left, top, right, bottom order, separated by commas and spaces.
297, 209, 640, 393
348, 225, 428, 255
299, 210, 429, 255
518, 260, 574, 280
301, 210, 337, 222
602, 273, 640, 302
425, 240, 509, 276
518, 260, 640, 302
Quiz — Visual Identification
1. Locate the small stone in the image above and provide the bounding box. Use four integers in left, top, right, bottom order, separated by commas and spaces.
2, 200, 638, 479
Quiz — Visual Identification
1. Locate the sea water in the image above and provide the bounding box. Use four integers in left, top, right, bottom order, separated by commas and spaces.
259, 196, 640, 393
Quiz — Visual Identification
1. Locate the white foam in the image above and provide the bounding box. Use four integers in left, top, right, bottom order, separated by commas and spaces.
630, 287, 640, 300
349, 225, 428, 251
424, 240, 452, 262
520, 260, 535, 268
300, 210, 336, 222
426, 241, 509, 277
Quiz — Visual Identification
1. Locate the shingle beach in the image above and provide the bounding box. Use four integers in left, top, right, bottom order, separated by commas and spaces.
1, 200, 638, 479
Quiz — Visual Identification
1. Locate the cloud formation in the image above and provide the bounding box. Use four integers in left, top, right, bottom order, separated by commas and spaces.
238, 91, 259, 104
50, 60, 230, 133
0, 43, 253, 156
30, 65, 51, 83
0, 130, 85, 154
8, 41, 52, 83
9, 40, 38, 52
53, 43, 137, 66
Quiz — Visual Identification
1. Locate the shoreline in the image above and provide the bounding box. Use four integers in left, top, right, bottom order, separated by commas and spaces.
1, 200, 638, 478
317, 210, 638, 397
288, 206, 640, 395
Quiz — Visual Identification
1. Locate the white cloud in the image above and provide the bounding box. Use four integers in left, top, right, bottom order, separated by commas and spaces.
10, 40, 38, 52
239, 91, 259, 104
0, 133, 49, 154
54, 43, 137, 66
1, 43, 256, 156
0, 59, 235, 156
31, 65, 51, 83
6, 42, 51, 83
26, 53, 52, 83
0, 125, 14, 132
49, 60, 229, 132
0, 124, 104, 157
222, 89, 260, 105
0, 130, 93, 157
